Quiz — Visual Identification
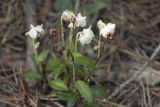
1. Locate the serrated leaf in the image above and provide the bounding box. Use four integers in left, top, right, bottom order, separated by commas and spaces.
91, 85, 107, 98
75, 80, 93, 103
75, 65, 86, 77
57, 91, 78, 107
38, 49, 49, 62
54, 64, 65, 79
49, 80, 68, 91
73, 52, 96, 67
54, 0, 73, 12
67, 93, 78, 107
57, 91, 71, 101
46, 57, 59, 71
82, 1, 108, 14
23, 71, 41, 79
46, 57, 65, 79
68, 61, 86, 78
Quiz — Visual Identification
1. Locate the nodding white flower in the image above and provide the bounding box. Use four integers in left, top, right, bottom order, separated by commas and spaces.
75, 13, 86, 27
78, 26, 94, 45
61, 10, 75, 22
97, 20, 116, 39
25, 24, 44, 39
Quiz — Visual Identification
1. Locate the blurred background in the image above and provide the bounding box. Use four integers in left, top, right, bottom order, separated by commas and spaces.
0, 0, 160, 107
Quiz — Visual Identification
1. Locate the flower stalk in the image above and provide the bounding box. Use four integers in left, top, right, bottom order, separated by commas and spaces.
60, 16, 65, 46
74, 33, 79, 53
68, 24, 74, 50
97, 34, 102, 59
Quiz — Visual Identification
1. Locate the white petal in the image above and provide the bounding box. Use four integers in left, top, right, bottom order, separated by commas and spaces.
75, 13, 86, 27
100, 26, 108, 38
106, 23, 116, 34
78, 26, 94, 45
25, 24, 44, 39
29, 29, 37, 39
30, 24, 35, 29
35, 24, 44, 34
100, 23, 116, 38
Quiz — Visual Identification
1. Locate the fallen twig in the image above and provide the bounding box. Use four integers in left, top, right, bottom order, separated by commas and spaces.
108, 42, 160, 100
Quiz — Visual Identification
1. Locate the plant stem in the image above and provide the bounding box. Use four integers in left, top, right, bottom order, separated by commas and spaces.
74, 33, 79, 53
32, 39, 38, 62
73, 62, 76, 83
69, 26, 73, 50
68, 50, 76, 83
85, 38, 106, 80
60, 16, 65, 46
32, 39, 43, 73
85, 56, 101, 80
97, 35, 102, 59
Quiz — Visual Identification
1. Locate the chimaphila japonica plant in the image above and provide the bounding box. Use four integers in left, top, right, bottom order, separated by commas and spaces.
24, 9, 116, 107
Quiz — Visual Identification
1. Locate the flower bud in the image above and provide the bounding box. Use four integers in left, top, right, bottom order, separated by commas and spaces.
61, 10, 75, 22
71, 16, 76, 23
49, 28, 57, 38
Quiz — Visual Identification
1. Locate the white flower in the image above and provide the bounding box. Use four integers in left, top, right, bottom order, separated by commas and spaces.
61, 10, 75, 22
78, 26, 94, 45
97, 20, 116, 39
25, 24, 44, 39
75, 13, 86, 27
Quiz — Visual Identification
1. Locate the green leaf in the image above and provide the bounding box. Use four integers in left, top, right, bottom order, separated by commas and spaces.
83, 101, 101, 107
57, 91, 78, 107
31, 54, 36, 62
91, 85, 107, 98
54, 0, 73, 12
57, 91, 71, 101
46, 57, 59, 72
23, 71, 41, 79
75, 80, 93, 103
38, 49, 49, 62
67, 93, 78, 107
68, 61, 86, 78
46, 57, 65, 79
82, 1, 108, 14
54, 64, 66, 79
48, 80, 68, 91
73, 52, 96, 67
64, 74, 70, 84
75, 65, 86, 77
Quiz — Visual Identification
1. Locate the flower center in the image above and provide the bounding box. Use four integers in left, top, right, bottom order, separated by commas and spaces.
107, 32, 113, 39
